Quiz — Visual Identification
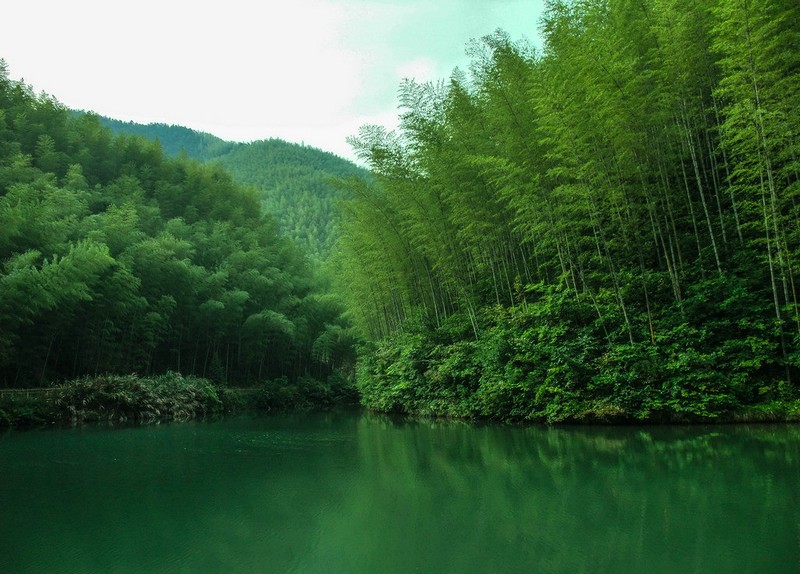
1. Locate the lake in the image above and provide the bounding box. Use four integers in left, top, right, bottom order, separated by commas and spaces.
1, 413, 798, 573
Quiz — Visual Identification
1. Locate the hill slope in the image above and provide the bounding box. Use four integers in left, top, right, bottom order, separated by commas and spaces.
98, 117, 367, 258
97, 117, 240, 160
0, 69, 355, 388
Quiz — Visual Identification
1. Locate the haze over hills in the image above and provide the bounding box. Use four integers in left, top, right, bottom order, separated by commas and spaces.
97, 116, 368, 259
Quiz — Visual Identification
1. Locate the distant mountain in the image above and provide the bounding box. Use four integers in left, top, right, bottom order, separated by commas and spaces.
97, 116, 368, 259
214, 139, 367, 259
97, 117, 241, 161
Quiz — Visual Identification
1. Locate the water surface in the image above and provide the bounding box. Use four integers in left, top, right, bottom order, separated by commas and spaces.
1, 413, 798, 573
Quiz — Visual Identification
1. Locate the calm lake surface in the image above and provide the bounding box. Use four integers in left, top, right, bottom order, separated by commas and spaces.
1, 413, 798, 573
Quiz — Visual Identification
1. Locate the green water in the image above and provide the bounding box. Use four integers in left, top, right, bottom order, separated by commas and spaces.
0, 414, 798, 573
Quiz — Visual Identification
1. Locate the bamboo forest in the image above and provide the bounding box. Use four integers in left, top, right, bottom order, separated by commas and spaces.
1, 0, 799, 426
0, 63, 359, 422
3, 1, 800, 573
337, 0, 800, 422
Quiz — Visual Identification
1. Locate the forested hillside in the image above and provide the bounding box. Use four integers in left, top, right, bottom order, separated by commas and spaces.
0, 61, 356, 390
215, 140, 367, 258
97, 117, 240, 161
100, 119, 368, 259
337, 0, 800, 421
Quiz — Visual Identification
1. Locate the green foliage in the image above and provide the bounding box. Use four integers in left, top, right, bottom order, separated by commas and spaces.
0, 394, 58, 427
99, 117, 370, 260
337, 1, 800, 421
52, 373, 222, 424
95, 116, 239, 161
0, 64, 358, 398
255, 373, 358, 412
354, 279, 790, 422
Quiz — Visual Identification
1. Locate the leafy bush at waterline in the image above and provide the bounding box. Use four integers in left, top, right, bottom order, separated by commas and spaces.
356, 285, 799, 423
0, 395, 57, 427
255, 373, 360, 412
53, 372, 222, 424
0, 371, 361, 427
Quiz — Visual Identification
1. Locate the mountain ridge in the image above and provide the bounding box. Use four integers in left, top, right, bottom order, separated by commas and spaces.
95, 114, 368, 259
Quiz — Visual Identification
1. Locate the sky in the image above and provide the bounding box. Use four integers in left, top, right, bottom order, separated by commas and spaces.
1, 0, 544, 162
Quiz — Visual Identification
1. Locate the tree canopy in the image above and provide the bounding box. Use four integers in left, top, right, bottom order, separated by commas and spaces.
335, 0, 800, 421
99, 118, 369, 260
0, 61, 356, 389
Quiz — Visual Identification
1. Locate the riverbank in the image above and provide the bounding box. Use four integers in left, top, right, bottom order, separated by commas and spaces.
0, 372, 359, 428
353, 304, 800, 426
361, 398, 800, 425
4, 373, 798, 429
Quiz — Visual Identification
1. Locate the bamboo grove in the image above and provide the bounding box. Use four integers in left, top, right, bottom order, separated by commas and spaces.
335, 0, 800, 420
0, 62, 357, 390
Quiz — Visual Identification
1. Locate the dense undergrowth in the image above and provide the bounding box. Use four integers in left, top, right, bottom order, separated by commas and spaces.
357, 283, 800, 423
0, 372, 358, 428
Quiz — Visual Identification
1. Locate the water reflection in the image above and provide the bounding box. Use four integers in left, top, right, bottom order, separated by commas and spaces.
0, 415, 798, 573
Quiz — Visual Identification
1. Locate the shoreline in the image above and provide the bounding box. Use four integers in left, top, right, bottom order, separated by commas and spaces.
3, 382, 798, 430
0, 373, 359, 429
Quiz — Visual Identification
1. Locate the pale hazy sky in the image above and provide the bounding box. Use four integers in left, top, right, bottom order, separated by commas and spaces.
2, 0, 544, 161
